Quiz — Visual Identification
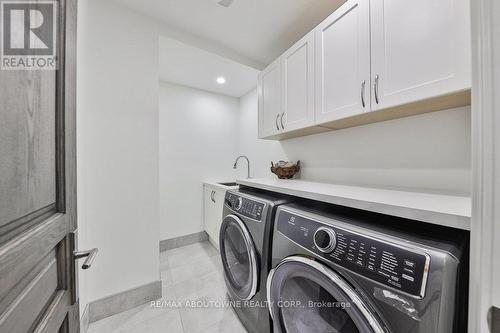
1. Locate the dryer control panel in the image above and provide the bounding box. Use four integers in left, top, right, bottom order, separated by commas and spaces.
277, 209, 430, 298
225, 192, 265, 221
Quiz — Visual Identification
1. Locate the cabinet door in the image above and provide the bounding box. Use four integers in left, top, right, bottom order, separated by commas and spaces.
315, 0, 371, 124
211, 189, 225, 249
370, 0, 471, 110
258, 59, 282, 138
281, 32, 315, 132
203, 186, 216, 240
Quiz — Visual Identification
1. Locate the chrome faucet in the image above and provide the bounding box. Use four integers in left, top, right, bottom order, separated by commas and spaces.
233, 155, 250, 179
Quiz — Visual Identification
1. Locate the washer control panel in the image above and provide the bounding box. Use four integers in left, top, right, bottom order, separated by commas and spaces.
225, 192, 265, 221
314, 227, 337, 253
277, 209, 430, 298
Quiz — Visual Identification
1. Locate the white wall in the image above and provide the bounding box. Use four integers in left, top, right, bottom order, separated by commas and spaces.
238, 89, 471, 195
237, 89, 287, 178
159, 82, 240, 240
77, 0, 160, 313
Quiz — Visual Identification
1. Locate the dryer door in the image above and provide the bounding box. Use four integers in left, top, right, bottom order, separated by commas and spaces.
219, 214, 259, 300
267, 256, 386, 333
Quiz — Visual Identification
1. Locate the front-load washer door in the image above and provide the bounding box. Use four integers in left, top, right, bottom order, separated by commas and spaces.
267, 256, 387, 333
219, 214, 259, 301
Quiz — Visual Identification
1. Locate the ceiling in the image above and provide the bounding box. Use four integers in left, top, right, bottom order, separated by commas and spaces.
159, 36, 259, 97
111, 0, 345, 69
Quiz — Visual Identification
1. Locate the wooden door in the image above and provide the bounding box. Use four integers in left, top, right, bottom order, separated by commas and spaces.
258, 58, 281, 138
370, 0, 471, 110
315, 0, 371, 125
0, 0, 79, 332
281, 31, 315, 133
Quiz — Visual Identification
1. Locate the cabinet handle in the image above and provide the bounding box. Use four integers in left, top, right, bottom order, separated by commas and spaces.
275, 114, 280, 131
374, 74, 380, 104
212, 191, 216, 203
210, 191, 214, 202
280, 113, 285, 130
360, 80, 366, 108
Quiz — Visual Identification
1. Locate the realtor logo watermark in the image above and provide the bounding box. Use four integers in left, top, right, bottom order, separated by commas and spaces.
0, 0, 57, 70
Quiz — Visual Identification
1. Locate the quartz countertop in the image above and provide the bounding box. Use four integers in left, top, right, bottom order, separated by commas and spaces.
237, 178, 471, 230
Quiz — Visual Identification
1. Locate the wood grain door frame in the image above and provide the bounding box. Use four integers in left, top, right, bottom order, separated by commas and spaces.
0, 0, 79, 331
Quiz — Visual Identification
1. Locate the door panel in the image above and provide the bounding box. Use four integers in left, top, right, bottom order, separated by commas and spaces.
0, 0, 79, 332
0, 70, 57, 227
1, 251, 58, 333
282, 32, 315, 132
370, 0, 471, 110
315, 0, 370, 124
258, 59, 281, 138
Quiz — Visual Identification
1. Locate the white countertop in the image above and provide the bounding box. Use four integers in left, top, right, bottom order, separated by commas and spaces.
237, 178, 471, 230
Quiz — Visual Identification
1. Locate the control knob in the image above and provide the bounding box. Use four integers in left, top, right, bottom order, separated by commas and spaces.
313, 227, 337, 253
235, 197, 243, 210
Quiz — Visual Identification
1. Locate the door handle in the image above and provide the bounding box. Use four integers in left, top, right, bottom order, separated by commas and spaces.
74, 248, 98, 270
275, 114, 280, 131
374, 74, 380, 104
360, 80, 366, 108
280, 112, 285, 130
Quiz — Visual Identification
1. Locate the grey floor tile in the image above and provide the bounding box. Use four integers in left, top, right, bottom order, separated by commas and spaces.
118, 309, 184, 333
161, 279, 177, 301
169, 253, 222, 284
159, 252, 170, 272
160, 266, 173, 286
173, 270, 227, 304
167, 242, 219, 269
88, 241, 248, 333
179, 304, 236, 333
202, 309, 247, 333
88, 302, 181, 333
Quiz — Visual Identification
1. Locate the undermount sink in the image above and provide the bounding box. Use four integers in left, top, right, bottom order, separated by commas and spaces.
218, 182, 238, 187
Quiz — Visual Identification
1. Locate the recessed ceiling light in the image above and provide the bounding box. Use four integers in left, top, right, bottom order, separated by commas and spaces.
216, 77, 226, 84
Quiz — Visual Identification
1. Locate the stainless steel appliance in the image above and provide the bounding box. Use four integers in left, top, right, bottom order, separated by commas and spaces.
219, 188, 289, 333
267, 203, 468, 333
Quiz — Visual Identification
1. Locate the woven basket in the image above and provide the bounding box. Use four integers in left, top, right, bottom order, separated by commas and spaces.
271, 160, 300, 179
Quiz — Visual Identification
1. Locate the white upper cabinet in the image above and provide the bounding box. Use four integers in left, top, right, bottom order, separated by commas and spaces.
370, 0, 471, 110
258, 59, 282, 138
257, 0, 471, 140
281, 32, 315, 132
315, 0, 371, 124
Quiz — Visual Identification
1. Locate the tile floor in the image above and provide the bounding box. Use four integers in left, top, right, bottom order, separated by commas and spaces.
88, 241, 247, 333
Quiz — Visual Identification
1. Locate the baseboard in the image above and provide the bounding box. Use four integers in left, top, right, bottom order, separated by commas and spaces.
88, 280, 162, 323
80, 303, 90, 333
159, 231, 208, 252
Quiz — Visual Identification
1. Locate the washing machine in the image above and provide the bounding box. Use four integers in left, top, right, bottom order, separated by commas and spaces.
267, 203, 469, 333
219, 188, 290, 333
